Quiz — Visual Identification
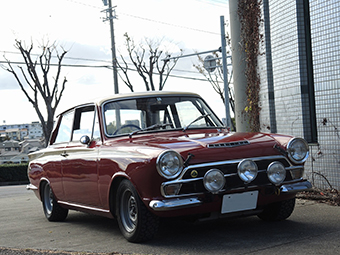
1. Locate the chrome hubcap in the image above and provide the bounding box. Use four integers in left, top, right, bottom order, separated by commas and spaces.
120, 190, 137, 233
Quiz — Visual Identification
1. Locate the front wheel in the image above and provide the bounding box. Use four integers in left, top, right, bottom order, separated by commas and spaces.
42, 182, 68, 222
116, 180, 159, 242
257, 197, 296, 221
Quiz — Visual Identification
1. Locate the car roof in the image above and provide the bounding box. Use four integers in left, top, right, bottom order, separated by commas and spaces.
96, 91, 200, 105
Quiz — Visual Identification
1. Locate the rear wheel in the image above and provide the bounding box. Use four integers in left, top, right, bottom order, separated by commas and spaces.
257, 197, 296, 221
42, 182, 68, 222
116, 180, 159, 242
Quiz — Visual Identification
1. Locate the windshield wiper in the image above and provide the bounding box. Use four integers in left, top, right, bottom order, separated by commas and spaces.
129, 123, 172, 138
183, 113, 211, 132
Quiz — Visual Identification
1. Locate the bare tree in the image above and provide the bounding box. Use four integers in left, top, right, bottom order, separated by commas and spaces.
117, 33, 182, 91
2, 40, 68, 146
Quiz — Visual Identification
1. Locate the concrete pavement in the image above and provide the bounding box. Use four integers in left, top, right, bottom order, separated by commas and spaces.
1, 185, 340, 254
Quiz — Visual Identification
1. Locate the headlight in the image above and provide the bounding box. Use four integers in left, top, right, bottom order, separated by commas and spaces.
237, 159, 258, 183
156, 150, 183, 179
287, 138, 309, 164
203, 169, 225, 193
267, 161, 286, 185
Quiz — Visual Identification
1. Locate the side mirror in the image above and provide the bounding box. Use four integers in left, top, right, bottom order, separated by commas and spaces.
80, 135, 91, 145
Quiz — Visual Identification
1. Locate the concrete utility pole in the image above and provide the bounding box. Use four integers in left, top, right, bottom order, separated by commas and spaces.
229, 0, 250, 132
102, 0, 119, 94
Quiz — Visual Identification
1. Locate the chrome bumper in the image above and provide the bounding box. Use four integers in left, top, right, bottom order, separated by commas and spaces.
280, 180, 312, 193
26, 183, 38, 191
149, 197, 202, 211
149, 180, 312, 212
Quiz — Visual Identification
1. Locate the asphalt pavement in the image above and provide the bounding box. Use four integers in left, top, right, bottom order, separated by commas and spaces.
1, 185, 340, 255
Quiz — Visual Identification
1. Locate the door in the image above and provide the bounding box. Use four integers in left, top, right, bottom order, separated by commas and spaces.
61, 105, 102, 208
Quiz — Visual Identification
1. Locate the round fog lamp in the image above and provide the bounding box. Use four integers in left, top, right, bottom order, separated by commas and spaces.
203, 169, 225, 193
267, 161, 286, 185
237, 159, 258, 183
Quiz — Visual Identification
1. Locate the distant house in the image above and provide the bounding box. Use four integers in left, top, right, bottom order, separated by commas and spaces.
0, 140, 20, 153
0, 128, 21, 140
28, 122, 44, 139
0, 122, 44, 141
0, 139, 43, 164
20, 139, 44, 154
0, 140, 22, 164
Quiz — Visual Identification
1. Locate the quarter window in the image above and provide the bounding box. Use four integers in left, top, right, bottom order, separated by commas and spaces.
54, 111, 74, 144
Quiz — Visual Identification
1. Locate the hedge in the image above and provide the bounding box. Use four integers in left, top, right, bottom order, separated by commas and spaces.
0, 163, 29, 183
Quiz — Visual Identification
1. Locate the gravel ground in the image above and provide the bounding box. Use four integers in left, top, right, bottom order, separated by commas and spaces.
296, 188, 340, 206
0, 248, 126, 255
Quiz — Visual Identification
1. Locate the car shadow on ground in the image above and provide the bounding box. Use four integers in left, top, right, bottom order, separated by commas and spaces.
62, 208, 332, 254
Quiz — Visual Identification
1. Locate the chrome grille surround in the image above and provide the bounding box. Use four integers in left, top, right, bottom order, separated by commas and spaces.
161, 155, 304, 198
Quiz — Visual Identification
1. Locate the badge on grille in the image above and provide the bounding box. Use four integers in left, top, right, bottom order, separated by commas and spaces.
191, 170, 198, 178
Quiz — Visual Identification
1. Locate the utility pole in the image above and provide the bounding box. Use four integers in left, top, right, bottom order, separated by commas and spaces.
229, 0, 249, 132
102, 0, 119, 94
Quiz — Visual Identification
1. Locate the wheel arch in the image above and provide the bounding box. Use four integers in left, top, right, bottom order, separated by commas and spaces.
109, 175, 129, 218
38, 178, 50, 201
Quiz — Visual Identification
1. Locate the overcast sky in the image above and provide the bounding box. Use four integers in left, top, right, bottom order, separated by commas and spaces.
0, 0, 229, 125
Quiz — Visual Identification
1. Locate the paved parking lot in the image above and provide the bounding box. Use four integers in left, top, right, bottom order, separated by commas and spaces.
1, 185, 340, 255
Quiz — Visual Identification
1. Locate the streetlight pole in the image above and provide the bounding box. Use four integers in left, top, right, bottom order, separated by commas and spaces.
220, 15, 231, 130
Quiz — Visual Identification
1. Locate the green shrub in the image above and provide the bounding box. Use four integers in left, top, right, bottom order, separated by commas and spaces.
0, 163, 29, 183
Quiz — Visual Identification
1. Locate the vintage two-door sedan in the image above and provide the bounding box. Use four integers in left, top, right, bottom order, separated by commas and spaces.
27, 91, 312, 242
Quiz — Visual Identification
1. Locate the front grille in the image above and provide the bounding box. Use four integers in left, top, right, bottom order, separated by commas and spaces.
162, 155, 295, 197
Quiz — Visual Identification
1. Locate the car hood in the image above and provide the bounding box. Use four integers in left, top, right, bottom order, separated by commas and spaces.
128, 130, 292, 164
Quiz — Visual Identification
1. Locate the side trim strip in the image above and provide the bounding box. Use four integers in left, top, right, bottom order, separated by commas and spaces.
58, 201, 110, 214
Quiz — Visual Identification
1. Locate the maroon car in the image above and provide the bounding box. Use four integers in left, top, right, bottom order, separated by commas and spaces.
27, 91, 311, 242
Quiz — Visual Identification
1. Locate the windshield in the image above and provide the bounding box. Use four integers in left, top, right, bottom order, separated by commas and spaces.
103, 96, 224, 136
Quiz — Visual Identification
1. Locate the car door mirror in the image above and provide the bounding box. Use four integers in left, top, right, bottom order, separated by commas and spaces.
80, 135, 91, 145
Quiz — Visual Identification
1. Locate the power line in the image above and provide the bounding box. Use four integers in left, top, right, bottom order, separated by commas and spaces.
64, 0, 221, 36
119, 12, 220, 36
0, 50, 203, 75
0, 60, 210, 82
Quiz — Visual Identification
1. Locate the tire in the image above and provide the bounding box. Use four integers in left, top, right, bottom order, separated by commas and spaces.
257, 197, 296, 221
42, 182, 68, 222
116, 180, 159, 243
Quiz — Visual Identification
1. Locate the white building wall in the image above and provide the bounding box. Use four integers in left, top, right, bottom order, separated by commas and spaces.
258, 0, 340, 189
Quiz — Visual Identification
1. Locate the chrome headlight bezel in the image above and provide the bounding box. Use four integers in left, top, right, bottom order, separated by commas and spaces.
287, 138, 309, 164
267, 161, 286, 185
156, 150, 183, 179
237, 159, 258, 183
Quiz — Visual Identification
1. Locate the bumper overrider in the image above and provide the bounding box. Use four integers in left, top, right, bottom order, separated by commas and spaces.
149, 180, 312, 211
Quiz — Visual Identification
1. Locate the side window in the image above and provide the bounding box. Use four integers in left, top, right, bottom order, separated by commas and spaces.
54, 111, 74, 144
72, 106, 95, 142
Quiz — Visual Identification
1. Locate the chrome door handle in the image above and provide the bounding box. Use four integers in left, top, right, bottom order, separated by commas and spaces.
61, 152, 69, 157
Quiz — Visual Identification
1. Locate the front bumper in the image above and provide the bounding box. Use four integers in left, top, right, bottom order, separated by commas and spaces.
26, 183, 38, 191
149, 197, 202, 211
149, 180, 312, 211
280, 180, 312, 193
